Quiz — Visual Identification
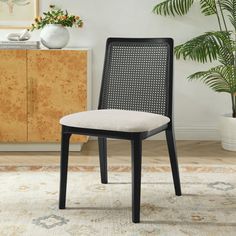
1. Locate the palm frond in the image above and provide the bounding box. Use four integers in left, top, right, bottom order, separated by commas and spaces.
220, 0, 236, 30
200, 0, 217, 16
175, 31, 230, 63
218, 47, 235, 65
218, 38, 235, 65
188, 65, 236, 93
153, 0, 194, 16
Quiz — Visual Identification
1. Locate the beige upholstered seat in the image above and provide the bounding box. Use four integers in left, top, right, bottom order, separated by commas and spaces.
60, 109, 170, 133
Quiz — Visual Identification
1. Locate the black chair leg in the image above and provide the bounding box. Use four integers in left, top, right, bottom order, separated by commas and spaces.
98, 137, 108, 184
131, 137, 142, 223
165, 128, 182, 196
59, 131, 71, 209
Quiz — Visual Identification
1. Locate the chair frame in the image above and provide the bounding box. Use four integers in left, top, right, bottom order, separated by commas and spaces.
59, 38, 181, 223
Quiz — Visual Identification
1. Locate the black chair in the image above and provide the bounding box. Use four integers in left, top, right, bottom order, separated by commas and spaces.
59, 38, 181, 223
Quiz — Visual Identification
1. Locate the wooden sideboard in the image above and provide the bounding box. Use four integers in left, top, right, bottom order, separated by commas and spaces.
0, 49, 90, 147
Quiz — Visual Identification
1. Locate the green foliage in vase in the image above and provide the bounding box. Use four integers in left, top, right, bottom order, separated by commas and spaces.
153, 0, 236, 117
30, 5, 83, 31
0, 0, 30, 13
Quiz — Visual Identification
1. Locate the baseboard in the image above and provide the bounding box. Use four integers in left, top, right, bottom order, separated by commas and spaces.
0, 143, 84, 152
175, 125, 219, 140
149, 125, 220, 140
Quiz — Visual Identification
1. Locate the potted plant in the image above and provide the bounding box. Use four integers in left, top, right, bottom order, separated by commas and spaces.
153, 0, 236, 151
31, 5, 83, 49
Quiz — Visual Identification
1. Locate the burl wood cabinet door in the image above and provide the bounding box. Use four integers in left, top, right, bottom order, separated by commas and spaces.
27, 50, 88, 143
0, 50, 27, 142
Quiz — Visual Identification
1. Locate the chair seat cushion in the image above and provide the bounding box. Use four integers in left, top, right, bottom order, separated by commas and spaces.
60, 109, 170, 133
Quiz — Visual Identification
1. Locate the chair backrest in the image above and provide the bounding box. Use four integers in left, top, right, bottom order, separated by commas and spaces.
98, 38, 174, 119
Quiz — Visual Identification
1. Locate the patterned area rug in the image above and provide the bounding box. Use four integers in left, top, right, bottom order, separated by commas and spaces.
0, 165, 236, 236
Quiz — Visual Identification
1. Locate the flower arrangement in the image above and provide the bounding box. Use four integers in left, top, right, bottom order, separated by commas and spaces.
31, 5, 83, 31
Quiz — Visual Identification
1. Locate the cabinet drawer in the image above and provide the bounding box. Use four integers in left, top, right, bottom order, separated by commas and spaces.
0, 50, 27, 142
27, 50, 88, 143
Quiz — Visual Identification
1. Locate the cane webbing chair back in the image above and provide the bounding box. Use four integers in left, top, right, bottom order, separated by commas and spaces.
98, 38, 174, 118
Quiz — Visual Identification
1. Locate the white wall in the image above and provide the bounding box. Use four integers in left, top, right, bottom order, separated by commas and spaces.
0, 0, 231, 140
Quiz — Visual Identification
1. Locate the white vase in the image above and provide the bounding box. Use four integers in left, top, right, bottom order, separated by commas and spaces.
219, 114, 236, 151
40, 24, 69, 49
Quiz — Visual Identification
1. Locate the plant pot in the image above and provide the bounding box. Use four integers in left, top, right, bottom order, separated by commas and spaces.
219, 114, 236, 151
40, 24, 69, 49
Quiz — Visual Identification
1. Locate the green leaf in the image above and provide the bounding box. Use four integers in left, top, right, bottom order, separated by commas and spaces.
153, 0, 194, 16
188, 65, 236, 94
200, 0, 217, 16
220, 0, 236, 31
217, 35, 235, 65
174, 31, 230, 63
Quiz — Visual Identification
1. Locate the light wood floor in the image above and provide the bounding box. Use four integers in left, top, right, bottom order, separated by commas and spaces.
0, 141, 235, 166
